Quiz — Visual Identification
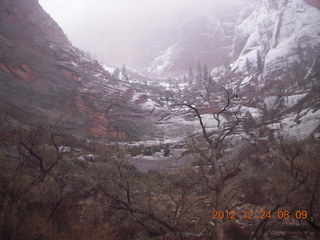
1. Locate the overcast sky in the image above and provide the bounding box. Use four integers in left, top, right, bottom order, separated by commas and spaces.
39, 0, 243, 67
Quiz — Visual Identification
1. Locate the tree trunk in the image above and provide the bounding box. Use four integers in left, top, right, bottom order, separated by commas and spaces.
0, 197, 10, 239
214, 191, 225, 240
212, 153, 225, 240
215, 219, 224, 240
9, 203, 18, 240
0, 199, 18, 240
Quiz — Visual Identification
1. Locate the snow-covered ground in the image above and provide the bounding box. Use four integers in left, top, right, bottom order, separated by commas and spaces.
239, 106, 263, 119
267, 108, 320, 141
102, 64, 116, 74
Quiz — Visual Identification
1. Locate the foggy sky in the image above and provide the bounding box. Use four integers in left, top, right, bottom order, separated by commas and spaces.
39, 0, 243, 68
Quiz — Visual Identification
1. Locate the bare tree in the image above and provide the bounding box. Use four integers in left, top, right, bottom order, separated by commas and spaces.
276, 134, 320, 236
0, 119, 67, 240
91, 159, 202, 240
251, 133, 320, 239
164, 77, 250, 239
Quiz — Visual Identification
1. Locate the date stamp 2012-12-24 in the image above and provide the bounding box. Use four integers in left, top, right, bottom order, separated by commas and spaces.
212, 210, 308, 220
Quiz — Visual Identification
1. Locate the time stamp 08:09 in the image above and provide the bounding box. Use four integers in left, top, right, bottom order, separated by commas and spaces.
212, 210, 308, 220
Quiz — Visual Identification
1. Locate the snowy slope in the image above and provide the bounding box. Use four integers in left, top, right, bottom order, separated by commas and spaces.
232, 0, 320, 80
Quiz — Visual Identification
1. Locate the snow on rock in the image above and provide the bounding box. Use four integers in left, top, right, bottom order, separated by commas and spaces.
131, 92, 145, 103
241, 76, 253, 85
267, 108, 320, 141
284, 93, 308, 108
78, 154, 96, 161
286, 108, 320, 140
240, 106, 263, 119
232, 3, 275, 72
263, 92, 308, 110
233, 48, 262, 73
102, 64, 116, 74
314, 132, 320, 141
143, 98, 161, 110
232, 0, 320, 79
264, 96, 278, 110
153, 111, 231, 144
148, 46, 181, 75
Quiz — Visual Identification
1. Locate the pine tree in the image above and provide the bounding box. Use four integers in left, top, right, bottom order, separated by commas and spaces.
121, 64, 129, 80
203, 64, 209, 82
188, 65, 194, 78
208, 74, 213, 85
86, 51, 92, 58
188, 65, 194, 84
168, 77, 172, 89
183, 74, 187, 83
257, 50, 264, 74
296, 43, 304, 62
112, 68, 120, 79
163, 144, 170, 157
197, 62, 203, 83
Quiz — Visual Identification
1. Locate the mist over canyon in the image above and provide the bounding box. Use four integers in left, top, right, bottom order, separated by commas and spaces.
0, 0, 320, 239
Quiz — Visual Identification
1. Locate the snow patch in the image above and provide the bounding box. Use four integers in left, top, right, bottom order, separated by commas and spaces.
102, 64, 116, 74
264, 96, 278, 110
284, 93, 307, 108
267, 108, 320, 141
241, 76, 252, 85
240, 106, 262, 119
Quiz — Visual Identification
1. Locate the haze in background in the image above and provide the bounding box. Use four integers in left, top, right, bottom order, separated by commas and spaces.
39, 0, 244, 68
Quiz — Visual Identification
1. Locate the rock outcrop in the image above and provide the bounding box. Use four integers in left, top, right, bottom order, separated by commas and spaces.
0, 0, 150, 140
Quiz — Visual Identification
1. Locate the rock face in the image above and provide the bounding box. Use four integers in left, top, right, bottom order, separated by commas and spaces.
227, 0, 320, 141
146, 0, 320, 79
146, 5, 243, 76
0, 0, 152, 140
0, 0, 319, 144
231, 0, 320, 80
145, 0, 320, 141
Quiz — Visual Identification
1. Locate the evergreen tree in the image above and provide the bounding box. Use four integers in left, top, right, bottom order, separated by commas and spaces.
121, 64, 129, 80
163, 144, 170, 157
86, 51, 92, 58
196, 62, 203, 83
188, 65, 194, 84
112, 68, 120, 79
257, 50, 264, 74
203, 64, 209, 82
183, 74, 187, 83
168, 77, 172, 89
208, 74, 213, 85
296, 43, 304, 62
188, 65, 194, 78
